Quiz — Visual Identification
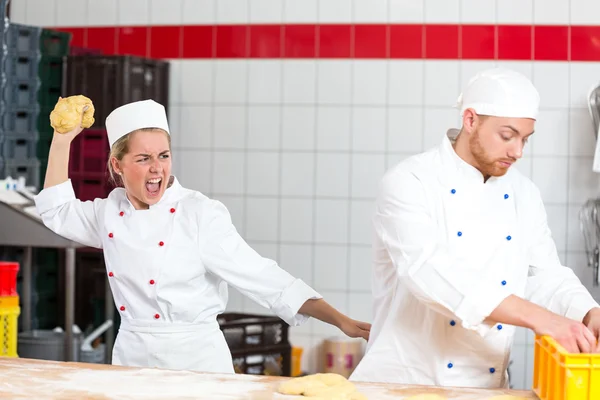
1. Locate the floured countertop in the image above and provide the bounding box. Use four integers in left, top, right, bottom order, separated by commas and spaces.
0, 357, 537, 399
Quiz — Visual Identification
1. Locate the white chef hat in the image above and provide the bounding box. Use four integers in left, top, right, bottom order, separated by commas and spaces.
455, 67, 540, 120
105, 100, 170, 147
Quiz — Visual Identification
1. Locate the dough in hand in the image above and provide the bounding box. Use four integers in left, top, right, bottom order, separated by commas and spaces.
405, 395, 446, 400
50, 95, 95, 133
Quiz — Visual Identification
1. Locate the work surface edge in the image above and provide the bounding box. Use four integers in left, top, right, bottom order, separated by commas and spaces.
0, 357, 537, 399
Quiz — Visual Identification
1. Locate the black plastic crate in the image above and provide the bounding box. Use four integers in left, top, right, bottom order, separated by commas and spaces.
40, 29, 70, 57
1, 158, 40, 187
6, 23, 41, 53
63, 55, 170, 128
217, 313, 290, 350
1, 108, 39, 132
0, 132, 38, 159
2, 79, 40, 108
69, 46, 102, 56
4, 53, 41, 81
230, 345, 292, 376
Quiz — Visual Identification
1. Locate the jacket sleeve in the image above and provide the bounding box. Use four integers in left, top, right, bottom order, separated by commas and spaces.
199, 199, 322, 326
524, 185, 599, 322
375, 169, 512, 335
33, 179, 104, 249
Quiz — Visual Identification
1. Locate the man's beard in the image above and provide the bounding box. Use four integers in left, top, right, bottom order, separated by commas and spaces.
469, 130, 513, 178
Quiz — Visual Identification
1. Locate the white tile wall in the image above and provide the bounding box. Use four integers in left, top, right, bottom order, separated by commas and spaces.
87, 0, 117, 26
118, 0, 149, 25
176, 59, 600, 386
11, 0, 600, 389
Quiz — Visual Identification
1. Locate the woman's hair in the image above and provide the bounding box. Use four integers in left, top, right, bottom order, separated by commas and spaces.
107, 127, 171, 186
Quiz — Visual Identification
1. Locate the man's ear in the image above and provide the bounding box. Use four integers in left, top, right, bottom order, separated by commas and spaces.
461, 108, 478, 135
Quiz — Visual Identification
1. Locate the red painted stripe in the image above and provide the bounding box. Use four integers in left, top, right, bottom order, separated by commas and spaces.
54, 24, 600, 61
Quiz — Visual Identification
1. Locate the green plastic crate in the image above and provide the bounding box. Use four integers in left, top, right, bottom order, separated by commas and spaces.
37, 84, 61, 108
37, 157, 48, 189
38, 105, 53, 129
38, 56, 63, 90
39, 29, 71, 57
37, 135, 52, 159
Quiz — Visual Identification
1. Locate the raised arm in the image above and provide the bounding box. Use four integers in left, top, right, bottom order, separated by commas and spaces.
33, 106, 104, 249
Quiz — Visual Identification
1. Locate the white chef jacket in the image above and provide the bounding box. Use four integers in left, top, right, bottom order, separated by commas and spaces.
349, 129, 599, 388
34, 177, 321, 372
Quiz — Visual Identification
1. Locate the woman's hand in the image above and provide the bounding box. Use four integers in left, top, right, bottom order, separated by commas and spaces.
298, 299, 372, 341
340, 318, 371, 341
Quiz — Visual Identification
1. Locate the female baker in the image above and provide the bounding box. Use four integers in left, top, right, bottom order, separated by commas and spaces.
35, 98, 370, 372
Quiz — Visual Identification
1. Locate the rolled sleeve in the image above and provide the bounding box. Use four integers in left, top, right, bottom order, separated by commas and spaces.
377, 170, 512, 335
273, 279, 323, 326
525, 185, 600, 322
200, 200, 322, 327
33, 179, 103, 249
34, 179, 77, 214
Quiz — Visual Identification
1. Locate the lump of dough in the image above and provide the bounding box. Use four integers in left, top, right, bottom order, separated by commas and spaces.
50, 95, 95, 133
278, 373, 349, 394
303, 381, 356, 397
405, 395, 446, 400
277, 373, 368, 399
487, 396, 529, 400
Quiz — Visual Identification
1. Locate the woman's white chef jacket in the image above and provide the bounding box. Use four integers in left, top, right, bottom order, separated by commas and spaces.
349, 130, 599, 388
34, 177, 322, 372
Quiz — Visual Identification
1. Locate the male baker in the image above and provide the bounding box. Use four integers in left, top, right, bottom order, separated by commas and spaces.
350, 68, 600, 388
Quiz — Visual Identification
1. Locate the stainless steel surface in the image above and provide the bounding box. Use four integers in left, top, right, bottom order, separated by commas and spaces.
65, 247, 76, 362
17, 329, 83, 362
590, 84, 600, 137
21, 247, 32, 331
580, 198, 600, 286
0, 201, 83, 248
0, 199, 85, 361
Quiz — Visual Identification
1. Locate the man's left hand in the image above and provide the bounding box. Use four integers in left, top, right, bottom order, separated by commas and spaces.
583, 308, 600, 352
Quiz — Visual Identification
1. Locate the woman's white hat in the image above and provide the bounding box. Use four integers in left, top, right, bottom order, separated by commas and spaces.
105, 100, 170, 147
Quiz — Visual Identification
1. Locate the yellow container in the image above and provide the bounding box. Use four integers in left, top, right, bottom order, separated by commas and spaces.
291, 346, 303, 377
533, 335, 600, 400
0, 301, 20, 357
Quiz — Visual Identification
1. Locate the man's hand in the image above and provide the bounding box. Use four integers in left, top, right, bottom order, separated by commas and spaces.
583, 307, 600, 352
488, 295, 597, 353
533, 311, 597, 354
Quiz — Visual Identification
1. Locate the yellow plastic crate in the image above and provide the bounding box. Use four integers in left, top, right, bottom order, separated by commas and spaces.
533, 335, 600, 400
0, 300, 20, 358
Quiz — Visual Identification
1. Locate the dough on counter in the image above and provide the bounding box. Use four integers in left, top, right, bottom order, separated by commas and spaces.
405, 395, 446, 400
277, 373, 367, 399
50, 95, 95, 133
487, 396, 529, 400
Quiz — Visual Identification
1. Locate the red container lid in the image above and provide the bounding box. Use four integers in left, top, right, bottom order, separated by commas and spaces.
0, 262, 19, 297
0, 262, 19, 271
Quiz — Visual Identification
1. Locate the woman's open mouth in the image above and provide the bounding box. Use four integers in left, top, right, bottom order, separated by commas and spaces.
145, 177, 162, 197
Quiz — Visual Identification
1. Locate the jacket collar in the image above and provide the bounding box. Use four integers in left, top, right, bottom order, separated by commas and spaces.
439, 129, 502, 185
120, 175, 184, 211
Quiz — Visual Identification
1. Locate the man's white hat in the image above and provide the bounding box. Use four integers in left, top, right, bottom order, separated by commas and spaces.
455, 67, 540, 120
105, 100, 170, 147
